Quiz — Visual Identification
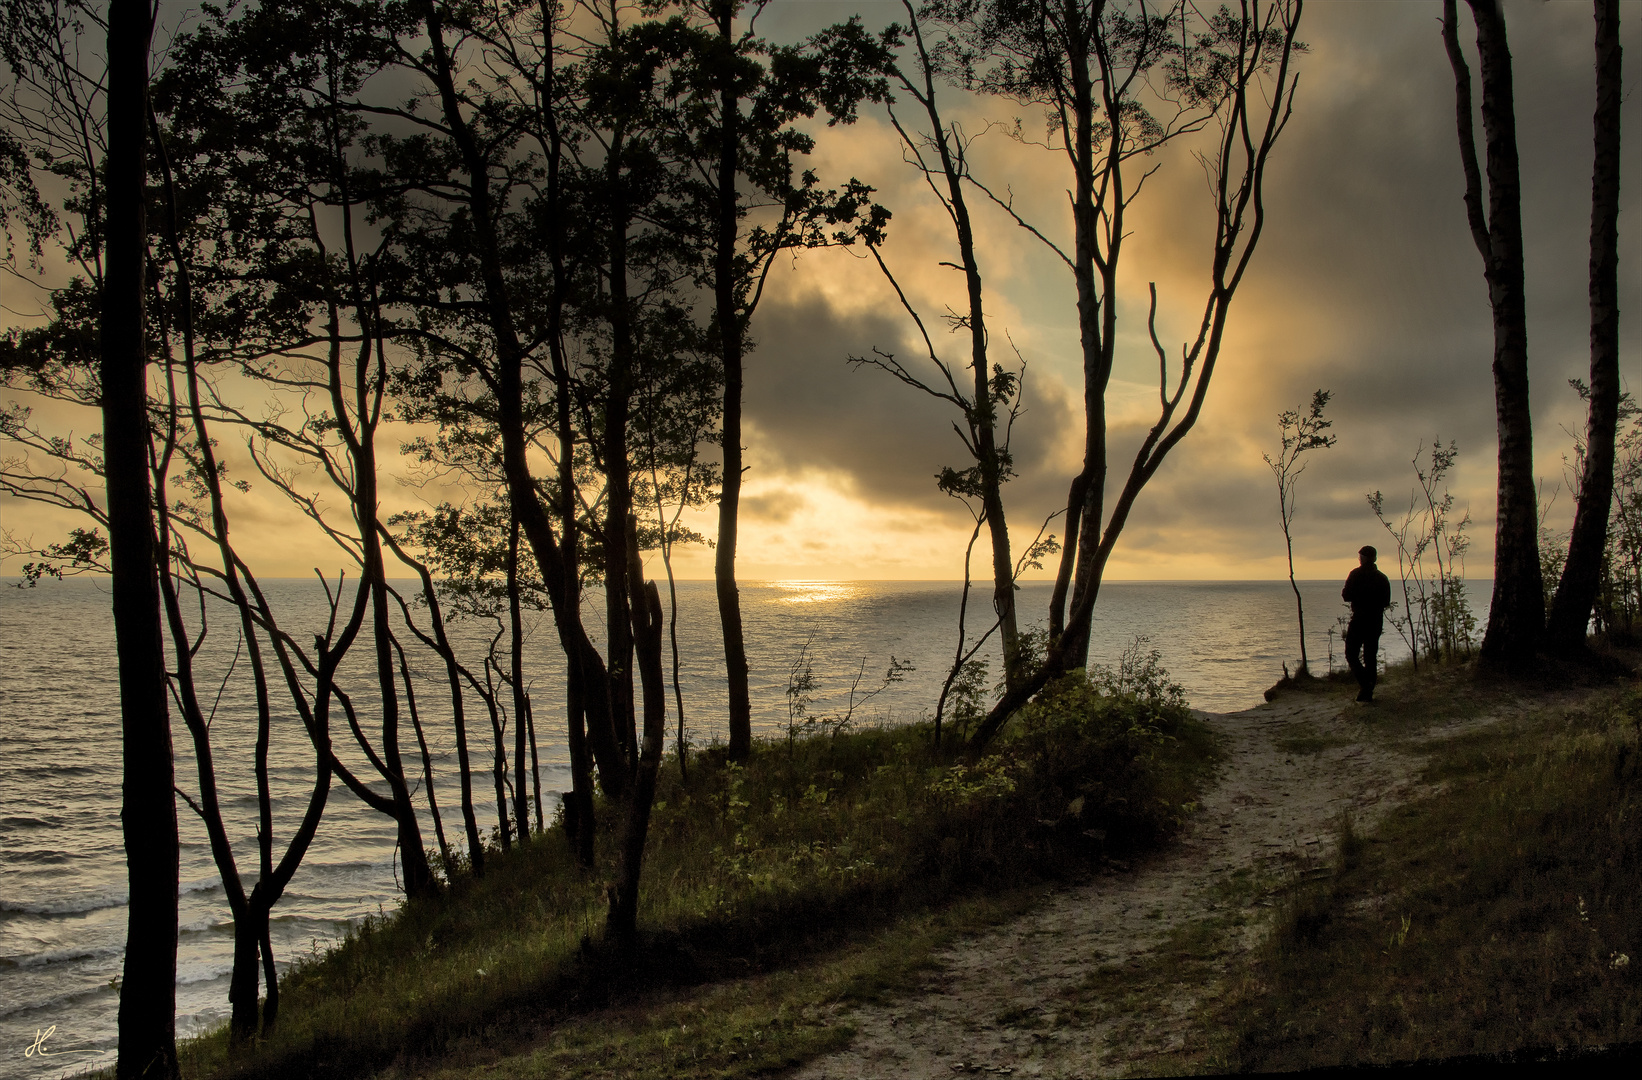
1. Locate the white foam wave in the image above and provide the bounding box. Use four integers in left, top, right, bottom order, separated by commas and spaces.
0, 891, 126, 917
7, 943, 121, 969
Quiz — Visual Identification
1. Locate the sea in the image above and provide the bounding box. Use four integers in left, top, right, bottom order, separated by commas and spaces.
0, 576, 1482, 1075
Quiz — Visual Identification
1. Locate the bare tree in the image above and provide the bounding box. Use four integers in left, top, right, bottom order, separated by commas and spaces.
1264, 389, 1335, 676
948, 0, 1304, 752
856, 0, 1031, 694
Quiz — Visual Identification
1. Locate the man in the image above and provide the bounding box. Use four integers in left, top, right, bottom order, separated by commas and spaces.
1342, 545, 1392, 703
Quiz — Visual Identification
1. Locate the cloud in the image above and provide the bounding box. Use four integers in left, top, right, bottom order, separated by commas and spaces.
741, 488, 808, 525
740, 288, 1081, 522
8, 2, 1640, 585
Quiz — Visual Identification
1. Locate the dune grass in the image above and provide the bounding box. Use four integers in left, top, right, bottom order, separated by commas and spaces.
171, 665, 1219, 1080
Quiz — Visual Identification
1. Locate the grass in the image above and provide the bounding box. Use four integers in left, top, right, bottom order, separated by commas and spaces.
391, 888, 1049, 1080
1212, 679, 1642, 1070
170, 667, 1220, 1080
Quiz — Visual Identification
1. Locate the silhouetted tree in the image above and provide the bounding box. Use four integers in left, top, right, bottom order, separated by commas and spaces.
1265, 389, 1335, 676
1441, 0, 1542, 665
664, 2, 890, 759
855, 1, 1031, 695
951, 0, 1304, 752
1547, 0, 1622, 654
104, 0, 180, 1073
3, 1, 412, 1039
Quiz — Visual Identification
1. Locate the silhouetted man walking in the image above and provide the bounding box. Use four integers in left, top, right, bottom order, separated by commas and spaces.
1342, 545, 1392, 703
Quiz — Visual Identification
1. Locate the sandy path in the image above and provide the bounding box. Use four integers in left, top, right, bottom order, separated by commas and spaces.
790, 686, 1473, 1079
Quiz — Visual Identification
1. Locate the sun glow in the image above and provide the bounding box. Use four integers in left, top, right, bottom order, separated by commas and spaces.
765, 580, 861, 605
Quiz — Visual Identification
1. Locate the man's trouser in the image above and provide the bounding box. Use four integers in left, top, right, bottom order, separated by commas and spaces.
1344, 618, 1381, 698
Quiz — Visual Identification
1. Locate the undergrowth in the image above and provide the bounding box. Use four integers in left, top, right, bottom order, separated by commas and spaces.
174, 662, 1218, 1080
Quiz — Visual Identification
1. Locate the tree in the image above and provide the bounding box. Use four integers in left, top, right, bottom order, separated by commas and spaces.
1264, 389, 1335, 676
1441, 0, 1542, 665
400, 0, 723, 930
104, 0, 180, 1073
855, 0, 1032, 696
937, 0, 1304, 752
1547, 0, 1622, 654
1369, 440, 1477, 668
659, 1, 891, 759
4, 0, 417, 1041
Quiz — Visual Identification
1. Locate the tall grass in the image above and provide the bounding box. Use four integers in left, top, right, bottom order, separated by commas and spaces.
176, 666, 1218, 1079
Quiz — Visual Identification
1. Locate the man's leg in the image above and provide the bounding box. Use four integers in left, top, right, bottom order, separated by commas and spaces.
1361, 632, 1381, 700
1344, 621, 1371, 701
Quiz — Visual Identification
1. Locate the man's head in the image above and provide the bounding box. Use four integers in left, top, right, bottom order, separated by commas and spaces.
1359, 545, 1377, 567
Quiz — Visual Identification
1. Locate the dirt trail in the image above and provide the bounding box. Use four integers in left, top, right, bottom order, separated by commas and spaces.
791, 685, 1509, 1079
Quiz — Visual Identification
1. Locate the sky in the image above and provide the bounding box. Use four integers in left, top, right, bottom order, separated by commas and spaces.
5, 0, 1642, 584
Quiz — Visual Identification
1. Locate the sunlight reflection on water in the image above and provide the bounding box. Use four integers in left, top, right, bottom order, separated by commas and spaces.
768, 580, 861, 604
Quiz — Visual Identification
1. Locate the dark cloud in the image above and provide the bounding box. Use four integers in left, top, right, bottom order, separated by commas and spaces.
741, 489, 807, 525
1107, 0, 1642, 570
742, 294, 1080, 518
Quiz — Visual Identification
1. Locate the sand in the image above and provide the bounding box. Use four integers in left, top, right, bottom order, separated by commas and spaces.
790, 679, 1544, 1079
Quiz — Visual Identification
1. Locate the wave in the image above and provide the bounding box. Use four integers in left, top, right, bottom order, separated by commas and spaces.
176, 962, 233, 987
179, 916, 236, 937
3, 849, 71, 864
4, 943, 122, 970
14, 763, 97, 777
0, 814, 61, 829
0, 975, 120, 1023
0, 891, 127, 916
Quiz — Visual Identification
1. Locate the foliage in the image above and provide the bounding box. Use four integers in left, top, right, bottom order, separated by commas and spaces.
944, 656, 992, 744
1368, 440, 1477, 667
2, 524, 107, 586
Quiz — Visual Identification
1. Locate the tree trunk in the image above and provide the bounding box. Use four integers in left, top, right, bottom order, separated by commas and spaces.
713, 4, 754, 762
1056, 10, 1110, 671
484, 679, 511, 851
603, 129, 639, 772
508, 518, 532, 842
1289, 574, 1310, 675
399, 636, 452, 871
362, 476, 435, 897
1548, 0, 1622, 654
417, 0, 630, 801
564, 657, 596, 867
258, 913, 279, 1030
526, 694, 544, 834
1282, 507, 1310, 674
404, 551, 485, 874
609, 517, 667, 939
106, 2, 180, 1074
226, 906, 263, 1042
1448, 0, 1543, 665
943, 97, 1019, 689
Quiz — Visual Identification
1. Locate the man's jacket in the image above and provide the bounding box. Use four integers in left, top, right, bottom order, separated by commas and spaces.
1342, 565, 1392, 624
